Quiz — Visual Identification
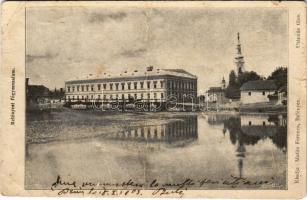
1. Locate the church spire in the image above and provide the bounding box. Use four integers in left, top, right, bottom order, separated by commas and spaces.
235, 32, 245, 75
221, 76, 226, 89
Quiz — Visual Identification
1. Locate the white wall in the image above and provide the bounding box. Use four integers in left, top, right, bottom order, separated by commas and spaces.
241, 90, 275, 104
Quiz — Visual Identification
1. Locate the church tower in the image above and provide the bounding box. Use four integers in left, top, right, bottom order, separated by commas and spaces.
234, 32, 245, 75
221, 77, 226, 89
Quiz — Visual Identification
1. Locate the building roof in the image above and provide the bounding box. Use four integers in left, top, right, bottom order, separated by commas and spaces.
66, 67, 197, 84
208, 87, 223, 93
240, 80, 277, 91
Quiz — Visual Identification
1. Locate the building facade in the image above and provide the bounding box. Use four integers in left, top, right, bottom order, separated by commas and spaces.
240, 80, 278, 104
65, 67, 197, 107
206, 87, 225, 103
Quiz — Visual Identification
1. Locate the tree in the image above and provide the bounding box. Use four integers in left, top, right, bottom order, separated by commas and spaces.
236, 71, 262, 87
225, 70, 262, 99
228, 70, 237, 86
267, 67, 287, 89
225, 70, 240, 99
225, 84, 240, 99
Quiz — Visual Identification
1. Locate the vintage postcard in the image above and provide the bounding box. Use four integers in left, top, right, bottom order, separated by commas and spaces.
0, 1, 306, 198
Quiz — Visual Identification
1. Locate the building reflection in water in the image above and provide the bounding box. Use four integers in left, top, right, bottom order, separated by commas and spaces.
110, 115, 198, 145
208, 113, 287, 178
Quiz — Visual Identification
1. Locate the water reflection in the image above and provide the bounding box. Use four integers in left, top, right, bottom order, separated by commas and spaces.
109, 115, 198, 144
208, 113, 287, 178
26, 112, 287, 189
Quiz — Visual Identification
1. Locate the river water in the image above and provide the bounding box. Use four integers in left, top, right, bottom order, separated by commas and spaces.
25, 111, 287, 190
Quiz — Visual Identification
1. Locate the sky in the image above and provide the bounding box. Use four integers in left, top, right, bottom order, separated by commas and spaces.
26, 5, 288, 92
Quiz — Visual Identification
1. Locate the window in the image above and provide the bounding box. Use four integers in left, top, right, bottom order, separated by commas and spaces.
262, 91, 265, 95
115, 83, 119, 90
103, 84, 106, 90
140, 82, 144, 89
160, 81, 164, 88
110, 94, 113, 100
122, 94, 124, 100
82, 96, 84, 100
116, 94, 118, 100
248, 92, 251, 96
110, 83, 113, 90
72, 86, 75, 92
153, 81, 157, 89
103, 95, 106, 100
147, 81, 150, 89
263, 121, 266, 126
135, 129, 138, 137
141, 128, 144, 137
249, 121, 252, 126
91, 85, 94, 91
98, 84, 101, 91
161, 93, 164, 99
134, 82, 137, 90
77, 96, 79, 100
141, 93, 144, 99
81, 85, 84, 91
147, 93, 150, 99
147, 129, 151, 138
128, 83, 131, 90
77, 85, 80, 91
154, 93, 157, 99
67, 86, 70, 92
134, 94, 137, 99
86, 85, 89, 91
121, 83, 125, 90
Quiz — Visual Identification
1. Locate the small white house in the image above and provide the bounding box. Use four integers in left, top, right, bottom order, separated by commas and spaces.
240, 80, 278, 104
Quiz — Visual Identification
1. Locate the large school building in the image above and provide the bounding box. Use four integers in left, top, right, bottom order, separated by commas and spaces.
65, 66, 197, 107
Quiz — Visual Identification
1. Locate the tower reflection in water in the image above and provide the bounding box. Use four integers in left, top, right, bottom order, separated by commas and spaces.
111, 115, 198, 144
208, 114, 287, 178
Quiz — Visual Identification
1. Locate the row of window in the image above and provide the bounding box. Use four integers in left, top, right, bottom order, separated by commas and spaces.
67, 93, 165, 100
67, 91, 196, 101
66, 80, 196, 93
67, 81, 165, 93
167, 81, 196, 90
247, 91, 267, 96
